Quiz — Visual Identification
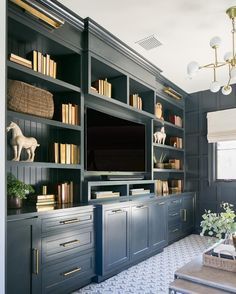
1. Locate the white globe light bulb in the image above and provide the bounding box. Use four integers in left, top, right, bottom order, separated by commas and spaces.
210, 36, 221, 48
187, 61, 199, 76
222, 85, 232, 95
210, 81, 221, 93
231, 67, 236, 79
224, 51, 233, 62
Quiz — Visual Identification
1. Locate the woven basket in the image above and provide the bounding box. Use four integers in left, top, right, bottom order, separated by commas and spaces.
8, 80, 54, 119
203, 246, 236, 273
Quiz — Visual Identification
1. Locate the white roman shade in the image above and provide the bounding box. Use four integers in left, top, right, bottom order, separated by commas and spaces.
207, 108, 236, 142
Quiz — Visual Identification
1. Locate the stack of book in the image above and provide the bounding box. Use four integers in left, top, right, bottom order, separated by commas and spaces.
92, 78, 112, 97
170, 180, 183, 193
169, 159, 181, 170
53, 143, 80, 164
61, 103, 80, 125
58, 181, 74, 204
27, 50, 57, 78
169, 115, 183, 127
92, 191, 120, 199
130, 94, 142, 110
36, 194, 56, 211
170, 137, 183, 148
130, 188, 150, 196
9, 53, 32, 69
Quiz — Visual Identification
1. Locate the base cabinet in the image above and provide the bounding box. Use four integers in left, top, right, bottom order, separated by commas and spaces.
168, 193, 195, 244
7, 218, 41, 294
130, 203, 149, 261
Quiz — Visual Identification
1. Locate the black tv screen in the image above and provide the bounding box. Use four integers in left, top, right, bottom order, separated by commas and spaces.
86, 108, 146, 172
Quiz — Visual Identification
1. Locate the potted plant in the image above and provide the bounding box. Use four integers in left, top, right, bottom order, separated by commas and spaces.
200, 202, 236, 242
7, 173, 34, 209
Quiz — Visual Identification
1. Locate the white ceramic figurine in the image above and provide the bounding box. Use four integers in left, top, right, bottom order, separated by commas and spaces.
6, 121, 40, 162
153, 126, 166, 145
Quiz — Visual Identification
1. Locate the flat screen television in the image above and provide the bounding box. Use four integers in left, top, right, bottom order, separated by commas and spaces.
86, 108, 146, 172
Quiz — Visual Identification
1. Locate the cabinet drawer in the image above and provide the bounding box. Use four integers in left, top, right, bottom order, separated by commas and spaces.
42, 252, 95, 294
168, 210, 181, 226
168, 199, 181, 211
42, 227, 94, 263
168, 224, 182, 243
42, 211, 93, 234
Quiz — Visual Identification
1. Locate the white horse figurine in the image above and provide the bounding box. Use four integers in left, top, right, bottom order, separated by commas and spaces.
153, 126, 166, 144
7, 121, 40, 162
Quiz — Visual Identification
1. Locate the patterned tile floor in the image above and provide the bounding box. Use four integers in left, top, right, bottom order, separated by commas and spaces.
73, 234, 211, 294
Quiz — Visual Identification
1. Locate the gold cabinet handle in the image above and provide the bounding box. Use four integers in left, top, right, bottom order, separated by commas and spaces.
63, 267, 81, 277
172, 228, 179, 233
111, 209, 123, 213
60, 239, 80, 247
170, 212, 179, 217
60, 218, 80, 225
32, 248, 39, 275
136, 205, 147, 209
183, 209, 187, 222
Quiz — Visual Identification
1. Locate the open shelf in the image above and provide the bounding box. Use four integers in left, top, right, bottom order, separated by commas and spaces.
7, 161, 82, 169
7, 110, 82, 131
7, 61, 81, 93
156, 91, 184, 110
153, 118, 184, 131
153, 169, 184, 173
153, 143, 184, 152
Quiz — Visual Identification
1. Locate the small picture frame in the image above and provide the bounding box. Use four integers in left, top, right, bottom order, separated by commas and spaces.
162, 181, 169, 195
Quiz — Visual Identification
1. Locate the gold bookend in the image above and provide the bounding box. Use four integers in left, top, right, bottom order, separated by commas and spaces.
10, 0, 65, 29
163, 87, 182, 100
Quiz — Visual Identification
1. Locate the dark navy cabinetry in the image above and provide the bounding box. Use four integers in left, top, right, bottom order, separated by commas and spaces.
7, 217, 41, 294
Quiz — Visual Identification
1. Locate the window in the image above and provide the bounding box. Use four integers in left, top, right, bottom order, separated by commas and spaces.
216, 140, 236, 180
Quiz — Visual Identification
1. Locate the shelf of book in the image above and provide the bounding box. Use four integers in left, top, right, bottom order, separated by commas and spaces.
7, 110, 82, 131
153, 118, 184, 131
153, 143, 184, 152
7, 161, 82, 169
7, 61, 81, 93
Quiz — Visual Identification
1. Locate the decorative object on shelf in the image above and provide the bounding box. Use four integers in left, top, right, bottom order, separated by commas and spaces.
155, 103, 163, 119
10, 0, 65, 29
36, 193, 56, 207
9, 53, 32, 69
155, 152, 166, 169
169, 159, 181, 170
170, 180, 182, 193
162, 180, 169, 195
7, 173, 34, 209
163, 87, 182, 100
130, 94, 142, 110
61, 103, 80, 125
170, 137, 183, 148
155, 180, 163, 195
53, 143, 80, 164
130, 188, 150, 196
57, 181, 74, 204
200, 202, 236, 241
7, 121, 40, 162
233, 233, 236, 250
169, 114, 183, 127
91, 190, 120, 199
153, 126, 166, 144
8, 80, 54, 119
187, 6, 236, 95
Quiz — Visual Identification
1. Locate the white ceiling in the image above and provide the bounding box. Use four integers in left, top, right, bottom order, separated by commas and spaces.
59, 0, 236, 94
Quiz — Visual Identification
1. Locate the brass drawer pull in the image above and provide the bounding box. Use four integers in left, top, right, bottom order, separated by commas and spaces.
63, 267, 81, 277
32, 248, 39, 275
183, 209, 187, 222
60, 218, 80, 225
172, 228, 179, 233
158, 202, 165, 205
60, 239, 80, 247
170, 212, 179, 217
136, 205, 146, 209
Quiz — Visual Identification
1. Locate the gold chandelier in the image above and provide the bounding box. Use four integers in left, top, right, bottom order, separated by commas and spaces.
187, 6, 236, 95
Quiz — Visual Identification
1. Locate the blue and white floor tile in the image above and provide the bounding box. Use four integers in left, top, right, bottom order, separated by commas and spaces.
73, 234, 211, 294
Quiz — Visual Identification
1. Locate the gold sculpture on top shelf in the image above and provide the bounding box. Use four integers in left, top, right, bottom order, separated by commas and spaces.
6, 121, 40, 162
155, 103, 163, 119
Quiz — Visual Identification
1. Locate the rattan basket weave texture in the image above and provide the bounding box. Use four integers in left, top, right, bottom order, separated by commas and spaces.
7, 80, 54, 119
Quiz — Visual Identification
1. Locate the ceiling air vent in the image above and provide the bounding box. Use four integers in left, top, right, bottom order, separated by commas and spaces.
135, 34, 162, 51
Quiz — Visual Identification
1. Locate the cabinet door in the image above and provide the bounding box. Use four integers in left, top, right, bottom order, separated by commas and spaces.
149, 200, 167, 251
7, 218, 41, 294
181, 196, 195, 232
104, 207, 130, 274
131, 204, 149, 261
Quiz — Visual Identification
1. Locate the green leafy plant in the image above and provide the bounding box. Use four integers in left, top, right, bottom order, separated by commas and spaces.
7, 173, 34, 199
200, 202, 236, 239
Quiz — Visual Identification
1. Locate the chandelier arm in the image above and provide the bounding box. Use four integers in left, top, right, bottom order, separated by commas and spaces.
232, 18, 235, 59
227, 63, 232, 86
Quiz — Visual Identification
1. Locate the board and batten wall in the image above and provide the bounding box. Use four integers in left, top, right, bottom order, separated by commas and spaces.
0, 0, 6, 293
185, 85, 236, 230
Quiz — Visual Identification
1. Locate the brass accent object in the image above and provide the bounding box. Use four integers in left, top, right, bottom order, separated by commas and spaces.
60, 218, 80, 225
63, 267, 81, 277
163, 87, 182, 100
60, 239, 80, 247
32, 248, 39, 275
10, 0, 64, 29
